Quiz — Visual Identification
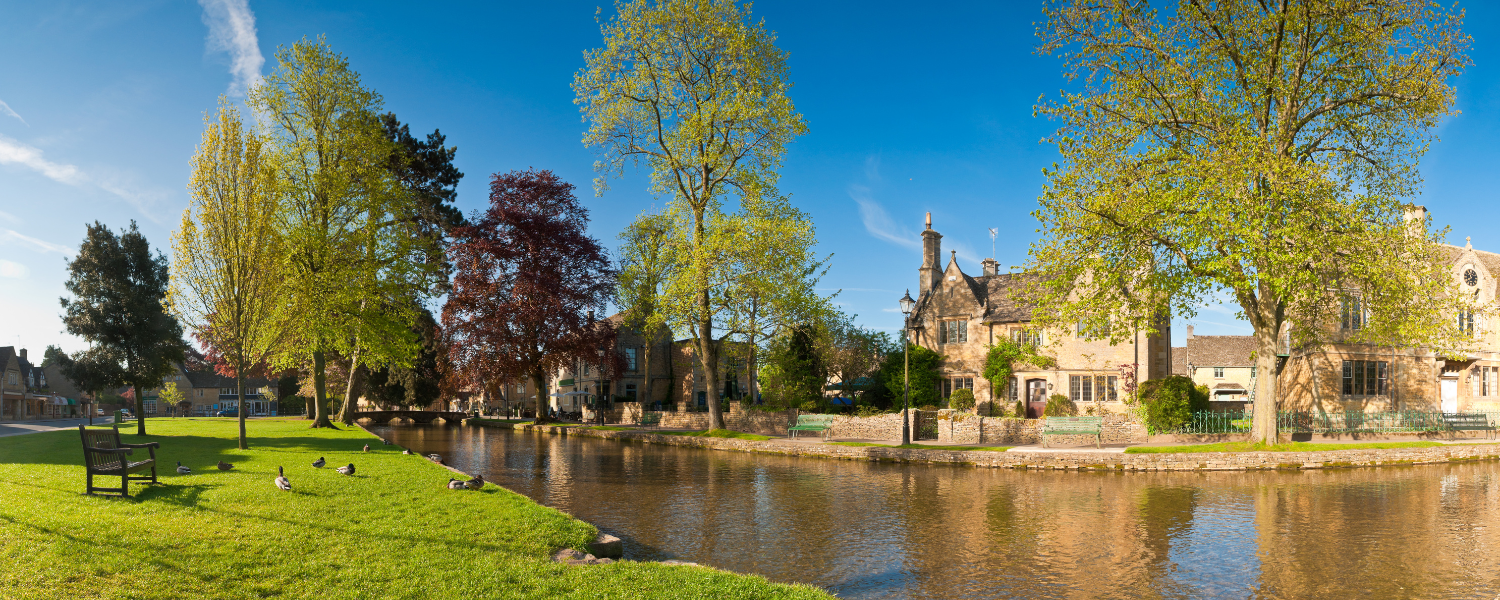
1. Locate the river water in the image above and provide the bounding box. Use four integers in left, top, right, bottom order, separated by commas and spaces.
369, 424, 1500, 599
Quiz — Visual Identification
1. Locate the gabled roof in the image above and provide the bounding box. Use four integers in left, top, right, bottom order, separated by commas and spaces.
1186, 336, 1257, 368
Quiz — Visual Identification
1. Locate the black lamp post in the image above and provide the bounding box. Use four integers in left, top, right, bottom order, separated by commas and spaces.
899, 289, 916, 446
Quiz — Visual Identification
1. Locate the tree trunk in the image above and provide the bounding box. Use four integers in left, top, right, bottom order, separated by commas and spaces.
747, 294, 760, 405
337, 347, 362, 425
699, 294, 723, 430
236, 373, 248, 450
642, 332, 654, 409
311, 348, 334, 428
1252, 330, 1281, 445
132, 384, 146, 436
531, 368, 548, 423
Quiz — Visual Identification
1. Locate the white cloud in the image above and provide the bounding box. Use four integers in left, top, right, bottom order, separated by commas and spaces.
852, 184, 921, 251
1, 229, 74, 256
0, 135, 161, 218
0, 259, 28, 279
0, 100, 26, 126
199, 0, 264, 98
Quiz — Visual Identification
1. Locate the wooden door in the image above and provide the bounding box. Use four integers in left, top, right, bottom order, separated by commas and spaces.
1026, 379, 1047, 418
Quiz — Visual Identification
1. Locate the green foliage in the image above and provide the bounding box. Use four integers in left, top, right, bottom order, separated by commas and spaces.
1138, 376, 1211, 433
1043, 394, 1076, 417
760, 325, 825, 410
1015, 400, 1027, 419
982, 340, 1057, 393
61, 221, 186, 436
876, 343, 942, 409
948, 388, 976, 412
364, 307, 444, 410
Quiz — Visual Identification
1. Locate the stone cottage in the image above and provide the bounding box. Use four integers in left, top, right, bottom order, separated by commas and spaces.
1175, 327, 1257, 410
907, 215, 1172, 417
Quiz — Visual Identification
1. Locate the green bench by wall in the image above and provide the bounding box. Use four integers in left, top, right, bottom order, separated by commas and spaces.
1042, 416, 1103, 449
788, 414, 836, 440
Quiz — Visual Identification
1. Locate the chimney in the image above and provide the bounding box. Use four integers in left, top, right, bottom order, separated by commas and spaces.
19, 348, 26, 363
981, 258, 999, 276
1403, 205, 1428, 238
919, 213, 943, 297
1185, 325, 1195, 340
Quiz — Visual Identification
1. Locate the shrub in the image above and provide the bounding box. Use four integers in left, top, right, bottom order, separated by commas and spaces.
798, 401, 819, 412
916, 404, 938, 412
1138, 375, 1210, 432
1014, 400, 1027, 419
1043, 394, 1076, 417
948, 388, 976, 412
976, 401, 994, 416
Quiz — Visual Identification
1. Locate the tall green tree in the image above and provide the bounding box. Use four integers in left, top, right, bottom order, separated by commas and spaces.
61, 222, 186, 435
576, 0, 808, 429
617, 209, 676, 407
1030, 0, 1471, 444
170, 102, 286, 449
249, 37, 442, 428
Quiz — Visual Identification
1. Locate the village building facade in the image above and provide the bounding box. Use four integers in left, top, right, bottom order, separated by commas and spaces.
1173, 328, 1257, 410
906, 216, 1172, 417
145, 363, 279, 417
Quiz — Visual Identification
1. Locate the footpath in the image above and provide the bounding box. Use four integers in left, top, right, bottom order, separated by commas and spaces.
471, 419, 1500, 472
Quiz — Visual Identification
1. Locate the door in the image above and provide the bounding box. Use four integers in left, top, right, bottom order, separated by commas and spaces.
1441, 378, 1459, 413
1026, 379, 1048, 419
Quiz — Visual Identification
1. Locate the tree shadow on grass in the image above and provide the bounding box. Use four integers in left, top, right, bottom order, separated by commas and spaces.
1, 431, 390, 468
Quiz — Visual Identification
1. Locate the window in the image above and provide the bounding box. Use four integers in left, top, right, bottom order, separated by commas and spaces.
1069, 375, 1119, 403
940, 377, 973, 398
1478, 366, 1499, 397
196, 389, 203, 398
940, 320, 968, 344
1459, 309, 1476, 336
1076, 318, 1109, 340
1341, 297, 1363, 332
6, 372, 14, 385
1011, 328, 1042, 347
624, 383, 638, 400
1213, 367, 1225, 379
1009, 377, 1019, 402
623, 347, 638, 371
1341, 360, 1388, 396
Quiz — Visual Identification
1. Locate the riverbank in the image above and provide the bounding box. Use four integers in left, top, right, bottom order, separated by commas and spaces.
0, 418, 829, 599
469, 419, 1500, 471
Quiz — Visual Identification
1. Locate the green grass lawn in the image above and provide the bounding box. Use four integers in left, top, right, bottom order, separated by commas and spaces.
827, 442, 1013, 452
659, 429, 773, 441
1124, 441, 1444, 453
0, 418, 828, 599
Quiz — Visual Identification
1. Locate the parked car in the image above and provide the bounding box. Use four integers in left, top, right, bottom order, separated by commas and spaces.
216, 409, 240, 417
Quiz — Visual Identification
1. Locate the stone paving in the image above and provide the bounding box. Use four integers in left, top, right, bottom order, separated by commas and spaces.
0, 416, 115, 438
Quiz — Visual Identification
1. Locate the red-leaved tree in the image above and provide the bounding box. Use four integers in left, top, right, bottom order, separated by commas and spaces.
442, 169, 617, 422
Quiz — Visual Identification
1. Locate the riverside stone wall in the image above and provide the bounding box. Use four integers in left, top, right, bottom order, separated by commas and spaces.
479, 421, 1500, 472
936, 411, 1148, 446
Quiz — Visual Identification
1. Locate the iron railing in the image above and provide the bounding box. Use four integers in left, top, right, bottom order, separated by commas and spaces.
1173, 410, 1500, 434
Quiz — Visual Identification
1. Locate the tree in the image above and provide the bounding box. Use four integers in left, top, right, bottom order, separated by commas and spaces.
157, 384, 184, 417
1030, 0, 1471, 444
249, 37, 441, 428
576, 0, 808, 429
442, 170, 618, 423
617, 210, 676, 408
380, 112, 466, 287
762, 325, 825, 410
61, 222, 185, 435
170, 102, 285, 449
365, 307, 444, 410
877, 343, 942, 410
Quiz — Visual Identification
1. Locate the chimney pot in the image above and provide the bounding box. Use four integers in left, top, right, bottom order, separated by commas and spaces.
1185, 325, 1195, 340
19, 348, 26, 363
925, 212, 932, 230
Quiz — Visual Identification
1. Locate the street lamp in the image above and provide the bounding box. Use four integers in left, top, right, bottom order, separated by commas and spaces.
899, 289, 916, 445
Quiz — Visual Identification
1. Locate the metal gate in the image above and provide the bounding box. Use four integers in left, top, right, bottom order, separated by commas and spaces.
914, 410, 939, 441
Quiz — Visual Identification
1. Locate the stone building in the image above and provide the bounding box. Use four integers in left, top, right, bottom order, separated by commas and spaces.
144, 363, 278, 417
906, 215, 1172, 417
1278, 209, 1500, 414
1176, 327, 1256, 410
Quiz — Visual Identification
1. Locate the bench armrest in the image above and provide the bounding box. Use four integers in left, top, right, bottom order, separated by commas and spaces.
120, 442, 160, 449
85, 447, 134, 455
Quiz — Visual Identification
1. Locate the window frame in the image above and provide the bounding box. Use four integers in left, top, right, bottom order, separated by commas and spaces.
1341, 360, 1388, 396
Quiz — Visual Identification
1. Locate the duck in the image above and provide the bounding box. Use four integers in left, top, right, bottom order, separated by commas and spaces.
402, 449, 413, 455
447, 478, 465, 490
427, 453, 443, 464
275, 466, 291, 491
336, 463, 356, 476
312, 457, 326, 468
382, 438, 393, 445
363, 444, 370, 453
464, 474, 485, 491
176, 461, 191, 475
217, 461, 234, 471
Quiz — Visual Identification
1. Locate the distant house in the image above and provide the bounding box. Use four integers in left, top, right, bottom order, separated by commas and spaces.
0, 347, 82, 420
1178, 327, 1257, 410
144, 363, 279, 417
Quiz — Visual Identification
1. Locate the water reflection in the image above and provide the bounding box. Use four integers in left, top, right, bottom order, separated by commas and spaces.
370, 424, 1500, 599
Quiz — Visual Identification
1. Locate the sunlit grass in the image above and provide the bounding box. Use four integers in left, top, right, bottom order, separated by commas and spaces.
827, 442, 1013, 452
659, 429, 773, 441
0, 419, 829, 599
1125, 441, 1444, 453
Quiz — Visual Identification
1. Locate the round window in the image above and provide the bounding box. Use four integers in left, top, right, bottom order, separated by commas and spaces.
1465, 268, 1479, 287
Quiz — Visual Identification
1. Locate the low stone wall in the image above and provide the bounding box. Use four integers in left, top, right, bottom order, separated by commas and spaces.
488, 422, 1500, 472
939, 412, 1148, 446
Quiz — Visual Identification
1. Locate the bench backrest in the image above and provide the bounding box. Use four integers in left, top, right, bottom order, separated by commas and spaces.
79, 426, 125, 471
1046, 416, 1103, 425
639, 413, 661, 424
795, 414, 836, 426
1443, 413, 1490, 425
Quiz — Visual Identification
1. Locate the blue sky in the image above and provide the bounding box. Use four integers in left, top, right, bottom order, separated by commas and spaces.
2, 1, 1500, 355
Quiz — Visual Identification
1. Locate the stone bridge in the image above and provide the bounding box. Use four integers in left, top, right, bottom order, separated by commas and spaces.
353, 410, 470, 425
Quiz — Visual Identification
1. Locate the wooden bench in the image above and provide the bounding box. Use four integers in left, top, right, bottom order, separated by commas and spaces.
637, 412, 662, 430
1443, 413, 1496, 440
1042, 416, 1103, 448
788, 414, 836, 440
78, 425, 159, 497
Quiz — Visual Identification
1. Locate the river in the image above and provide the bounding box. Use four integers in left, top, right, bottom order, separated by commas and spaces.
368, 423, 1500, 599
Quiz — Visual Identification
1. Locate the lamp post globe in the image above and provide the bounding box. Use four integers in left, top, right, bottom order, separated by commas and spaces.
899, 290, 915, 446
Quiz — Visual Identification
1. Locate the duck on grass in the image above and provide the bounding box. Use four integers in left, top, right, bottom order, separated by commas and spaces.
0, 418, 830, 599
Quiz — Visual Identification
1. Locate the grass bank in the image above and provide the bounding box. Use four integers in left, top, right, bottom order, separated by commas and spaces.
660, 429, 773, 441
0, 418, 828, 599
1125, 441, 1444, 454
828, 442, 1013, 452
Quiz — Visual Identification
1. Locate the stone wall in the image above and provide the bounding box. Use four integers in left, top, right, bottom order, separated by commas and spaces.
936, 411, 1147, 446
